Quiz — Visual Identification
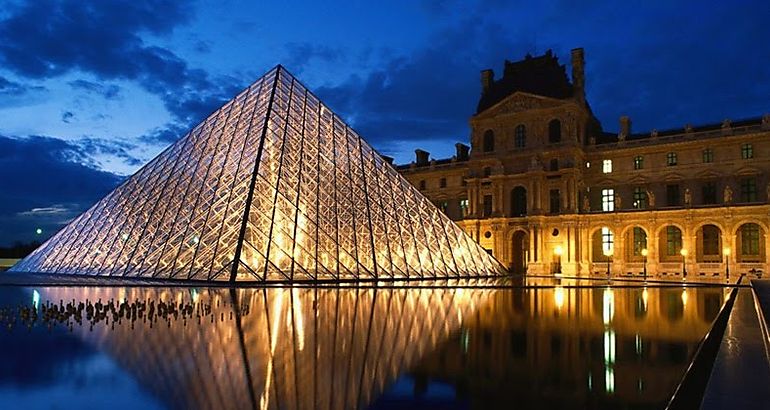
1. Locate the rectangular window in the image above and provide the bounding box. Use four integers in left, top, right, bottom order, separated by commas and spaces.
741, 143, 753, 159
459, 198, 469, 217
633, 227, 647, 256
667, 152, 677, 166
702, 182, 717, 205
632, 187, 647, 209
666, 227, 682, 256
482, 195, 493, 217
742, 224, 760, 256
602, 159, 613, 173
666, 184, 680, 206
602, 227, 614, 254
702, 148, 713, 163
438, 201, 449, 214
549, 189, 561, 214
439, 178, 447, 188
740, 178, 757, 202
702, 226, 720, 256
633, 156, 643, 170
601, 189, 615, 212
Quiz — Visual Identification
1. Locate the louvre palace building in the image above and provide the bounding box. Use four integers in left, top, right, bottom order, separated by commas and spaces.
397, 48, 770, 278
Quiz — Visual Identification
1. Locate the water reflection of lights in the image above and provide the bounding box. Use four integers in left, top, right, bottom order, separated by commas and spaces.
642, 287, 648, 310
554, 286, 565, 310
605, 368, 615, 394
602, 288, 614, 325
681, 288, 688, 306
603, 330, 615, 365
32, 289, 40, 310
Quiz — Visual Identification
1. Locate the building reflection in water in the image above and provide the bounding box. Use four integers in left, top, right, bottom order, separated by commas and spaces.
403, 283, 727, 409
32, 282, 492, 410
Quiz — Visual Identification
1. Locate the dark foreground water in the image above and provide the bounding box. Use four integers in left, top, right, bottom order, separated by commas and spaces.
0, 279, 727, 409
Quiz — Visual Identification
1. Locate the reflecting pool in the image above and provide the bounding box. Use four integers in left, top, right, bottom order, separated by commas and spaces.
0, 280, 727, 409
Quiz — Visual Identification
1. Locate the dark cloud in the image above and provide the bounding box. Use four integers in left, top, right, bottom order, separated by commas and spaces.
68, 79, 122, 99
0, 0, 248, 136
315, 17, 533, 148
284, 42, 343, 73
0, 75, 46, 100
0, 135, 124, 246
61, 111, 74, 123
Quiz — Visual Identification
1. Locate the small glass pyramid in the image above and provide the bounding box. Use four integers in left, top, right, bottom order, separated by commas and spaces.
11, 66, 505, 282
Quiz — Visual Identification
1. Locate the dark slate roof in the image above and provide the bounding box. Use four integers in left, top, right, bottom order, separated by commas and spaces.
476, 50, 574, 114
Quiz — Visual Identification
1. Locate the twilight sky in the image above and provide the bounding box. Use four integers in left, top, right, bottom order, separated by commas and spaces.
1, 0, 769, 246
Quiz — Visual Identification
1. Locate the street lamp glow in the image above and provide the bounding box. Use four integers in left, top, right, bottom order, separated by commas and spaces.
554, 245, 563, 256
680, 248, 688, 257
603, 249, 612, 257
640, 249, 648, 257
723, 247, 731, 256
35, 228, 42, 235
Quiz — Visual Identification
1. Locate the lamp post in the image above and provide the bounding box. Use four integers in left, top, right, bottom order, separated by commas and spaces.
641, 248, 648, 281
603, 248, 612, 279
723, 247, 731, 283
680, 248, 688, 280
554, 245, 563, 275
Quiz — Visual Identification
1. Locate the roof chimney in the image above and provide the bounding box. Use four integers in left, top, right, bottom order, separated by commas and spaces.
415, 149, 430, 166
570, 48, 585, 103
455, 143, 470, 161
619, 116, 631, 141
481, 69, 494, 94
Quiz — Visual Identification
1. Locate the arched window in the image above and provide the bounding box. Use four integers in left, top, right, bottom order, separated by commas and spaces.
514, 125, 526, 148
739, 223, 761, 258
482, 129, 495, 152
548, 119, 561, 143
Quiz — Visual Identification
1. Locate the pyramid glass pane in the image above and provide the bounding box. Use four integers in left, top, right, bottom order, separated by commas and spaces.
10, 66, 505, 282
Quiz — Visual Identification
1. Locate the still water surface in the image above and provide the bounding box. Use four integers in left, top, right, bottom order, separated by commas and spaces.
0, 279, 726, 409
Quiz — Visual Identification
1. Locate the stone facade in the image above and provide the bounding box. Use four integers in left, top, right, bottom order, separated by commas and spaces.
398, 48, 770, 278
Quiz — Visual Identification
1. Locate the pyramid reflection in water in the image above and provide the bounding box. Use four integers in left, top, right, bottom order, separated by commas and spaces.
12, 66, 504, 282
37, 284, 491, 409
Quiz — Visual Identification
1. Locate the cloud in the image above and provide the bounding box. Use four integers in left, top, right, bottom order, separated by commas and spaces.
68, 79, 122, 100
0, 0, 248, 135
17, 205, 72, 217
0, 134, 124, 246
284, 42, 343, 73
314, 17, 534, 151
61, 111, 74, 123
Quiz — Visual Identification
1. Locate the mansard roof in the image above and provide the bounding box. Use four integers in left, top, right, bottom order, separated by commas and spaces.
477, 50, 574, 114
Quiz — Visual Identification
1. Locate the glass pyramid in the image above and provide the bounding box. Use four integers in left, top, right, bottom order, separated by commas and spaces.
11, 66, 505, 282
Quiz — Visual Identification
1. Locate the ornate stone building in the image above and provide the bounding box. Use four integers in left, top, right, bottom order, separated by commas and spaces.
397, 48, 770, 278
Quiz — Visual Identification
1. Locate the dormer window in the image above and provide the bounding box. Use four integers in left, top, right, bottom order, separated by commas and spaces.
602, 159, 612, 173
548, 119, 561, 143
482, 130, 495, 152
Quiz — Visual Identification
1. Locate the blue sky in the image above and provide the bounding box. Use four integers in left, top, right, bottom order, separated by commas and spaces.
1, 0, 769, 246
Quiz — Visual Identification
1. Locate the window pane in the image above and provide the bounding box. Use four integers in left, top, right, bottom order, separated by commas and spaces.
602, 189, 615, 212
634, 156, 644, 170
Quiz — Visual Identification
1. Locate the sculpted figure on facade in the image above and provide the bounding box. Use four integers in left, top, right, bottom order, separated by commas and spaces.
614, 195, 622, 210
582, 193, 591, 213
646, 190, 655, 208
724, 185, 733, 204
684, 188, 692, 207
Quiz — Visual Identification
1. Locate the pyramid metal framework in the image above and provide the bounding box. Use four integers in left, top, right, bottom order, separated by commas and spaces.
11, 66, 505, 282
